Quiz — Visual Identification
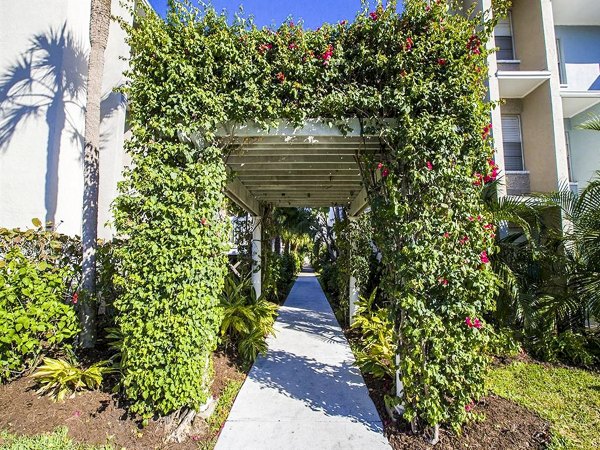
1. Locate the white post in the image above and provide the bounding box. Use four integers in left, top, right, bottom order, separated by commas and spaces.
252, 216, 262, 299
348, 215, 359, 325
349, 275, 359, 325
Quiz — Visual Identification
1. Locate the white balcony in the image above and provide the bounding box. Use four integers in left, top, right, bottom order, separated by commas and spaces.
553, 0, 600, 26
496, 71, 551, 98
561, 90, 600, 118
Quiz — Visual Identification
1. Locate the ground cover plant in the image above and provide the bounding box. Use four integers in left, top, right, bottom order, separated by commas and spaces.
115, 1, 509, 441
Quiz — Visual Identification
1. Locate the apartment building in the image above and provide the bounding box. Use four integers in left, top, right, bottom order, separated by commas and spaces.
488, 0, 600, 196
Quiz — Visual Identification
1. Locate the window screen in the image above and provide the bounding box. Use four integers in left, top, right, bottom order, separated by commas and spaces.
495, 15, 515, 61
502, 115, 524, 171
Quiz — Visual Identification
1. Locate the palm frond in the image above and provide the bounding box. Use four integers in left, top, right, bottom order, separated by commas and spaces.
578, 115, 600, 132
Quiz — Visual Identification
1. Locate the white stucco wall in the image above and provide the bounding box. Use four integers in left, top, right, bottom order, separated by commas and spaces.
0, 0, 134, 237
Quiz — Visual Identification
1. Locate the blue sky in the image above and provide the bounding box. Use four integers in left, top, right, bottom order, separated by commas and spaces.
147, 1, 403, 29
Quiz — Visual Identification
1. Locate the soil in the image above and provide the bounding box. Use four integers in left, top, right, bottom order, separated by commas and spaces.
344, 326, 553, 450
0, 351, 246, 449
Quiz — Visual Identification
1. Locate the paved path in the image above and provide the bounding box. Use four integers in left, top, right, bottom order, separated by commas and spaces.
215, 269, 390, 450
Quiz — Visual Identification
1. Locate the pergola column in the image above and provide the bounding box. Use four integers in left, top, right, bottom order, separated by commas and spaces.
348, 215, 359, 325
251, 216, 262, 299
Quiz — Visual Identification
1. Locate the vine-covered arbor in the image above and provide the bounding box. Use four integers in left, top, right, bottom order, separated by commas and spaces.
115, 0, 508, 439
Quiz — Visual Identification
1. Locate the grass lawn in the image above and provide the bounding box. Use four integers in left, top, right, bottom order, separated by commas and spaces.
487, 362, 600, 450
0, 428, 111, 450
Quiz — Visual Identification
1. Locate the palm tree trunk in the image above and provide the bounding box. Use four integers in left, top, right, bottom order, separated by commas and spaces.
80, 0, 111, 348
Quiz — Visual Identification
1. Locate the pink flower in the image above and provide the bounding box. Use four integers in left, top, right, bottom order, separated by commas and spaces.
340, 20, 348, 26
258, 43, 273, 53
483, 223, 495, 231
468, 216, 475, 222
438, 58, 447, 66
377, 162, 384, 169
370, 11, 379, 21
382, 168, 390, 177
276, 72, 286, 83
321, 44, 334, 65
482, 123, 493, 139
443, 232, 450, 239
473, 318, 482, 329
288, 43, 297, 50
438, 277, 449, 286
465, 402, 475, 412
405, 37, 414, 51
465, 317, 473, 327
426, 161, 433, 171
480, 251, 490, 264
72, 292, 78, 304
459, 235, 469, 245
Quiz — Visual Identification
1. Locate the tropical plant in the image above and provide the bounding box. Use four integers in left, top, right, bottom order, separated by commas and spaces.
578, 114, 600, 132
220, 275, 278, 363
351, 289, 397, 379
31, 356, 110, 401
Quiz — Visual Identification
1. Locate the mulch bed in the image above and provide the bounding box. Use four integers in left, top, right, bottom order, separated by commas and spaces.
344, 329, 552, 449
0, 352, 246, 449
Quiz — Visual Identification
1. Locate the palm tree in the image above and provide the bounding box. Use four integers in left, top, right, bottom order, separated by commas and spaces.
80, 0, 112, 348
578, 115, 600, 132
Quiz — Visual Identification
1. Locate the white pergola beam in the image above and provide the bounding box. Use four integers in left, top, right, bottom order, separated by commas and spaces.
349, 187, 369, 216
226, 177, 261, 216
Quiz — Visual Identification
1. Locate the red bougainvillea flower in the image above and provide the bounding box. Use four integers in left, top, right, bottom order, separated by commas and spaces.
480, 251, 490, 264
258, 43, 273, 53
443, 232, 450, 239
72, 292, 79, 304
321, 44, 334, 66
465, 317, 473, 327
200, 218, 208, 226
377, 162, 384, 169
473, 318, 483, 329
288, 43, 297, 50
473, 172, 483, 186
465, 402, 475, 412
438, 58, 447, 65
483, 223, 495, 231
459, 235, 469, 245
438, 277, 449, 286
382, 168, 390, 177
276, 72, 286, 83
467, 34, 482, 55
405, 37, 414, 51
370, 11, 379, 20
426, 161, 433, 171
482, 123, 493, 139
340, 20, 348, 26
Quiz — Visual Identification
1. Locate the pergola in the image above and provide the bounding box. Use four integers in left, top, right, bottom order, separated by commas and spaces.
217, 118, 377, 320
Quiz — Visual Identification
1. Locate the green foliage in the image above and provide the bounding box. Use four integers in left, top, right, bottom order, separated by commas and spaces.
578, 115, 600, 132
118, 0, 509, 429
0, 427, 113, 450
529, 330, 597, 367
486, 327, 521, 358
31, 357, 110, 401
220, 275, 278, 363
351, 289, 397, 379
488, 362, 600, 450
0, 247, 79, 381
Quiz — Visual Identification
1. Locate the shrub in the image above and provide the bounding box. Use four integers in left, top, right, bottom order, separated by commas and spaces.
0, 247, 79, 381
31, 357, 111, 401
220, 275, 278, 363
351, 289, 397, 379
529, 330, 597, 367
487, 327, 522, 358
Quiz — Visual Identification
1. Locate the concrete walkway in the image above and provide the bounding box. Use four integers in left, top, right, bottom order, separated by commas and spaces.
215, 269, 390, 450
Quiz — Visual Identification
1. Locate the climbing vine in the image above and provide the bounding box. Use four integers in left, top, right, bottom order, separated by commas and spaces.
116, 0, 508, 433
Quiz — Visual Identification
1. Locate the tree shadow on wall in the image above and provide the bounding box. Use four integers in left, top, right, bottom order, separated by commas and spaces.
0, 23, 125, 228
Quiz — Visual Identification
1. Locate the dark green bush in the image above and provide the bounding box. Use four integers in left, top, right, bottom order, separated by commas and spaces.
529, 330, 597, 367
0, 247, 79, 380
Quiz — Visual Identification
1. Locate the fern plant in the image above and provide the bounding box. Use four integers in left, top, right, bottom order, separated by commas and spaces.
351, 289, 397, 379
31, 357, 111, 401
220, 275, 278, 363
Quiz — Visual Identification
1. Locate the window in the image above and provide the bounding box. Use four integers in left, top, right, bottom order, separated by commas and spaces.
502, 115, 524, 171
556, 39, 567, 85
495, 14, 515, 61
